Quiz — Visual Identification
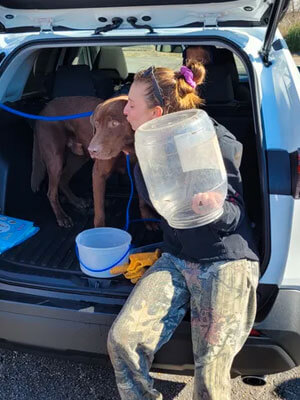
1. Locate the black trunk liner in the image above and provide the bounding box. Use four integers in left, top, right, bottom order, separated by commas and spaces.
0, 190, 162, 273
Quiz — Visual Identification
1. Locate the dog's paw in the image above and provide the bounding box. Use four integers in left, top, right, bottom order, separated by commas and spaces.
75, 197, 92, 209
57, 214, 73, 228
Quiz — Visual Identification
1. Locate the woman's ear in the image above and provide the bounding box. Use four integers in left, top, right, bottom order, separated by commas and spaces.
152, 106, 163, 118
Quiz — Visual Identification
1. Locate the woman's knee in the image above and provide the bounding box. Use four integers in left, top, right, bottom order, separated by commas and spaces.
107, 318, 130, 355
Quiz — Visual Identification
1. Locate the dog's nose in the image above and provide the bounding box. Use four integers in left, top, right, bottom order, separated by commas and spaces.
88, 144, 99, 153
88, 145, 100, 158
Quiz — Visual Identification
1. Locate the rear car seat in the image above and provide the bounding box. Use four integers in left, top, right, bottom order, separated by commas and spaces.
92, 46, 128, 83
92, 46, 130, 95
212, 48, 251, 102
45, 64, 115, 100
50, 64, 96, 98
24, 48, 61, 95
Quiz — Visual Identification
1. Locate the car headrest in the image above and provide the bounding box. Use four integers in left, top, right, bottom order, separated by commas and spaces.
199, 64, 235, 104
182, 45, 216, 65
213, 48, 240, 88
214, 48, 251, 102
92, 46, 128, 81
51, 65, 96, 98
183, 46, 238, 86
34, 48, 60, 78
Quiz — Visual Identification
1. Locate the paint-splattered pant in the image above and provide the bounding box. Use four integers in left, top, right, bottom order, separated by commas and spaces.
107, 253, 259, 400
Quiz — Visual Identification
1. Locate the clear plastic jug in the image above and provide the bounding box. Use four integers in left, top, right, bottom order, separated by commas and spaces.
135, 109, 227, 229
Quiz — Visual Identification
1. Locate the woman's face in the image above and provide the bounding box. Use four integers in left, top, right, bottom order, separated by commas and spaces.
123, 81, 162, 131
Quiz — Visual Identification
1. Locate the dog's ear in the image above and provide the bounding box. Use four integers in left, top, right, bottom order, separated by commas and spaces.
91, 102, 104, 130
90, 111, 95, 129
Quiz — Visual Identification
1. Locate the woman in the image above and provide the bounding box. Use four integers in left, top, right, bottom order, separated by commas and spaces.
107, 60, 259, 400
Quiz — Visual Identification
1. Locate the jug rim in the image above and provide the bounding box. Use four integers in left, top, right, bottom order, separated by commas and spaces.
135, 108, 214, 138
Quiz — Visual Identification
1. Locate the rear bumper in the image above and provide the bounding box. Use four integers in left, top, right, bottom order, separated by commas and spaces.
0, 284, 299, 376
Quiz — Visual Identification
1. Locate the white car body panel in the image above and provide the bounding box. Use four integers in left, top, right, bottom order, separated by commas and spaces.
0, 1, 274, 31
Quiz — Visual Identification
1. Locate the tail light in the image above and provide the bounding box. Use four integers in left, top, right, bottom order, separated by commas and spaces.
290, 149, 300, 199
249, 329, 262, 337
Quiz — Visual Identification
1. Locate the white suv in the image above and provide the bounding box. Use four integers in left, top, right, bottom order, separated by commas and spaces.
0, 0, 299, 384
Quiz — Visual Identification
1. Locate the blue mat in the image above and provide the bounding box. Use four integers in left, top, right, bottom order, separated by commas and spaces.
0, 215, 40, 255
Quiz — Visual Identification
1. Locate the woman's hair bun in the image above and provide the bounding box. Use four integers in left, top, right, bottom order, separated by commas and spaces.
184, 60, 206, 86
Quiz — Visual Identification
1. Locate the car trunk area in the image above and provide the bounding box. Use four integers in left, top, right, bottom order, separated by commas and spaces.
0, 42, 265, 295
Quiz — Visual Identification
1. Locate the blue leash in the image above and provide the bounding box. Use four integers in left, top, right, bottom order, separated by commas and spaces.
123, 154, 160, 230
0, 101, 160, 274
0, 102, 92, 121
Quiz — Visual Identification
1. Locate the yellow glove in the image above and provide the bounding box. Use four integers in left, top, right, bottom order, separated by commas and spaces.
110, 249, 161, 283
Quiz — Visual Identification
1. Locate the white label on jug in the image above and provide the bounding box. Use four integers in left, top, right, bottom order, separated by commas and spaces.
174, 132, 200, 172
174, 132, 217, 173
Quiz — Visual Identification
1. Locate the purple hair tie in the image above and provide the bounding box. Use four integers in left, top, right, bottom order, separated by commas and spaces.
180, 66, 196, 89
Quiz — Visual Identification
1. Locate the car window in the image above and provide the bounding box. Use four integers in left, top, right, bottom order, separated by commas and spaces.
233, 54, 248, 81
72, 47, 91, 66
122, 45, 182, 73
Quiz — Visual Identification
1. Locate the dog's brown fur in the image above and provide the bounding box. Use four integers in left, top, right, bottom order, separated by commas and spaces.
31, 95, 139, 228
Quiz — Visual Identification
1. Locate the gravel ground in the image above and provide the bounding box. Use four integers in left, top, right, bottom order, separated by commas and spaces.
0, 349, 300, 400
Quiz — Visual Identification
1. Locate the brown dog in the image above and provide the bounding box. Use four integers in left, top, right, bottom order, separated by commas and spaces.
31, 95, 156, 229
31, 96, 132, 227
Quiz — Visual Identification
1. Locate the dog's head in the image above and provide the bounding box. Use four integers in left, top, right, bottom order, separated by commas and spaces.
88, 95, 134, 160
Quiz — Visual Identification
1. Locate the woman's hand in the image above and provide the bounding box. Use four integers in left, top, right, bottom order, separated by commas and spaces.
192, 192, 224, 215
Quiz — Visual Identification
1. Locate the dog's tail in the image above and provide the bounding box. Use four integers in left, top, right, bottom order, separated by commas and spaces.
31, 133, 46, 192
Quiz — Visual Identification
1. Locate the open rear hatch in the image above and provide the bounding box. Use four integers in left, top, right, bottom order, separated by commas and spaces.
0, 0, 290, 30
0, 0, 290, 65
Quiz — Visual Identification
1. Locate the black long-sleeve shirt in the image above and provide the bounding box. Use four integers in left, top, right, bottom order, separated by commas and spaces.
134, 119, 259, 263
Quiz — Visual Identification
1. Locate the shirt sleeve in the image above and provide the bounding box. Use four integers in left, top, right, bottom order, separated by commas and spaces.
210, 122, 246, 233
